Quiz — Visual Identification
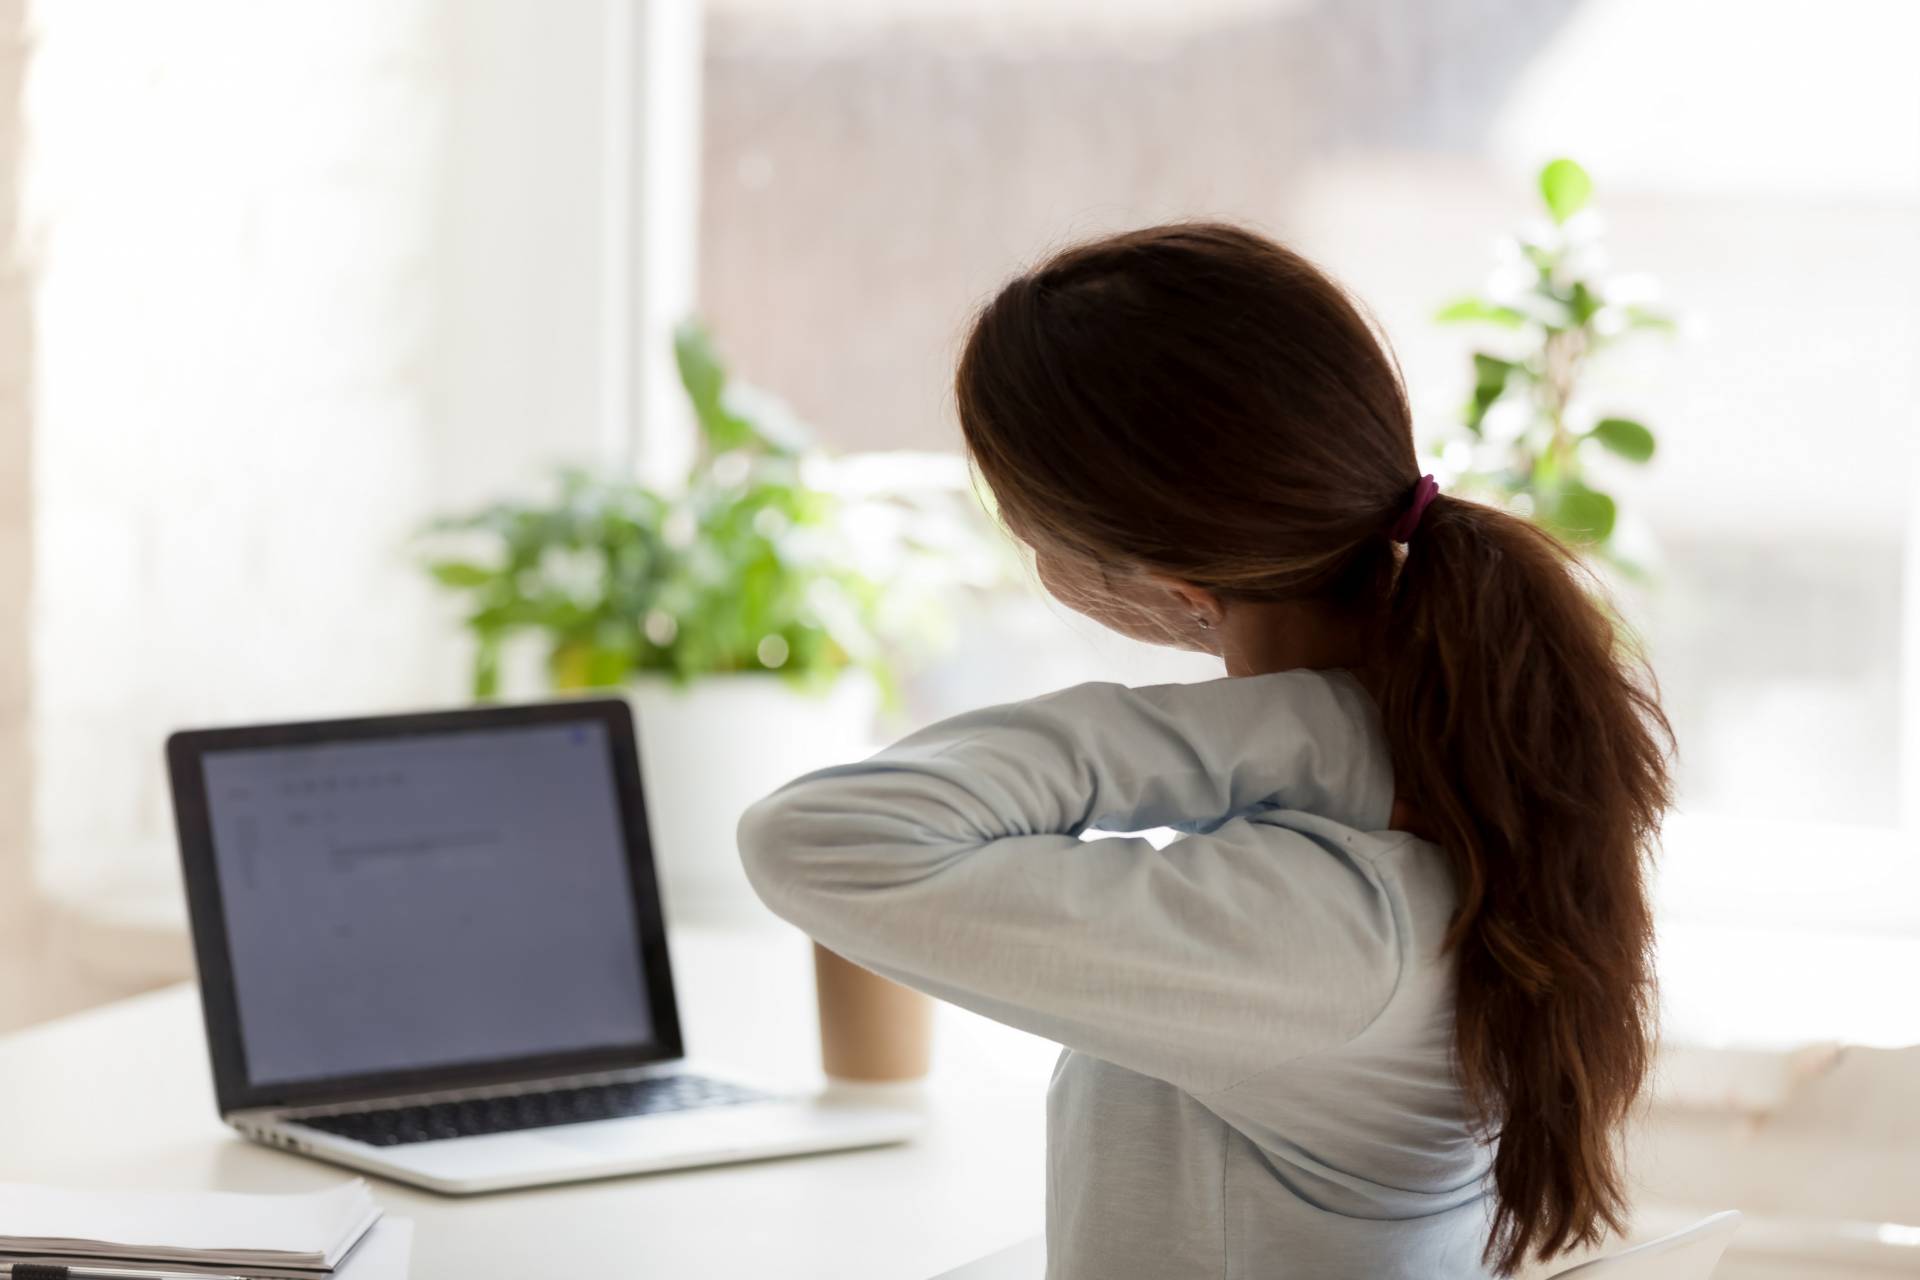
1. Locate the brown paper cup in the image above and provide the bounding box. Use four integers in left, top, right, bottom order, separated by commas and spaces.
813, 943, 934, 1082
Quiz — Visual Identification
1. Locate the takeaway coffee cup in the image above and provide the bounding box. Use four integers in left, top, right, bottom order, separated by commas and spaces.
813, 943, 934, 1082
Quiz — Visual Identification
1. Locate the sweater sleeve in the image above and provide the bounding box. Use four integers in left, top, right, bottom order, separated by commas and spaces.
736, 670, 1405, 1094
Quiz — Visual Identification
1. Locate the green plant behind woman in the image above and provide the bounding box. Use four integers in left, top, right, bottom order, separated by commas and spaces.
1432, 157, 1676, 575
420, 323, 971, 700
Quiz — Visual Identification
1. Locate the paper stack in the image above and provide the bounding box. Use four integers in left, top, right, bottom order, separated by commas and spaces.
0, 1178, 401, 1278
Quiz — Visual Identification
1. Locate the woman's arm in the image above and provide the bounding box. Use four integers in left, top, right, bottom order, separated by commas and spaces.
737, 670, 1403, 1094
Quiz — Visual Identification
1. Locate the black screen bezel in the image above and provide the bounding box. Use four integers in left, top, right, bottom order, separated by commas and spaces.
166, 696, 685, 1115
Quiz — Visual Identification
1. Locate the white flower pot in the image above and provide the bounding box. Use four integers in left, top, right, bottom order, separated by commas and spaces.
624, 672, 879, 924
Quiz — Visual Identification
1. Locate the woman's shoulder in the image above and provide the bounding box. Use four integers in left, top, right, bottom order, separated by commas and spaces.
1115, 668, 1395, 833
1121, 665, 1376, 720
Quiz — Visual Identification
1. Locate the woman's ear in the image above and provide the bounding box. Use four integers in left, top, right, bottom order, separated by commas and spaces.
1145, 574, 1224, 631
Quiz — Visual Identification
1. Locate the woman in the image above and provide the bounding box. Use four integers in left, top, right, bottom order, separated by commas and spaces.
739, 224, 1670, 1278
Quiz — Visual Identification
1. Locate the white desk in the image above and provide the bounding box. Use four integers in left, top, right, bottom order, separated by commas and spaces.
0, 924, 1056, 1279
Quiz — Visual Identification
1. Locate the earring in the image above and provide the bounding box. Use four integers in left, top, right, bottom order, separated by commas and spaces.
1193, 615, 1212, 631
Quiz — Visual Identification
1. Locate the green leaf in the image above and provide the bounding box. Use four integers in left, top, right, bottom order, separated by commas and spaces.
1567, 280, 1600, 326
1547, 484, 1617, 544
1465, 353, 1516, 432
674, 319, 816, 456
674, 320, 760, 453
582, 644, 634, 690
1520, 240, 1559, 275
674, 321, 726, 417
1435, 297, 1528, 329
472, 631, 502, 700
1539, 158, 1593, 224
1623, 304, 1677, 334
426, 560, 496, 589
1588, 417, 1656, 463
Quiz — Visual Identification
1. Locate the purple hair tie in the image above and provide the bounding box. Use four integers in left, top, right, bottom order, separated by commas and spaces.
1389, 474, 1440, 543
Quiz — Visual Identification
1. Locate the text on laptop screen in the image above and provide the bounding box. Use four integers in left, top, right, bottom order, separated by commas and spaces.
201, 721, 655, 1087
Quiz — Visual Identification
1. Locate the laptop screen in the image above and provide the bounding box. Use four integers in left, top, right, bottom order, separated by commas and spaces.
199, 719, 657, 1088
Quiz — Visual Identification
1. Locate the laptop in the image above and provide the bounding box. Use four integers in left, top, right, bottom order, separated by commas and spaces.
166, 697, 921, 1194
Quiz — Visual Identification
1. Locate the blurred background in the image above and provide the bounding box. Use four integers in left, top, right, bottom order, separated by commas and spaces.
0, 1, 1914, 1274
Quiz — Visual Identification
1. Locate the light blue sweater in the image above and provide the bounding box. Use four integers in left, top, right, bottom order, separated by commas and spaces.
739, 670, 1495, 1278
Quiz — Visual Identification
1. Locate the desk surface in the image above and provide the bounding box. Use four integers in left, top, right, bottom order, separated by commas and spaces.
0, 924, 1056, 1279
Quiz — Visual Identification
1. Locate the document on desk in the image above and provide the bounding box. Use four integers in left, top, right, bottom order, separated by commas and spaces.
0, 1177, 381, 1277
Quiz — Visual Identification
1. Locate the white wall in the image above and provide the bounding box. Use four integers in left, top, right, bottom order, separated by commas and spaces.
20, 0, 696, 905
431, 1, 625, 510
0, 0, 27, 930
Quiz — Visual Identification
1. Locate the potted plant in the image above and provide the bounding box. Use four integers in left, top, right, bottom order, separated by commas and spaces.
420, 322, 986, 923
1429, 157, 1677, 576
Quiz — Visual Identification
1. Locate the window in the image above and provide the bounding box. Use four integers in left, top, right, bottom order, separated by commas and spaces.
17, 0, 1919, 959
695, 0, 1920, 868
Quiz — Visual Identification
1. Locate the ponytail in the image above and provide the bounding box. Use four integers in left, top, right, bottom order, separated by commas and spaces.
1377, 494, 1671, 1275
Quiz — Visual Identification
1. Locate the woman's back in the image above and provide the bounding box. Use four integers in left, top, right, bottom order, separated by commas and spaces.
1196, 825, 1489, 1278
742, 671, 1495, 1278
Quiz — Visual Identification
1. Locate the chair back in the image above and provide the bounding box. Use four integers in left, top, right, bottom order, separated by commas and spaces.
1547, 1212, 1743, 1279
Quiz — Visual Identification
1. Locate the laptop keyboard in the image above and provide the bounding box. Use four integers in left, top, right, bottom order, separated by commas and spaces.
295, 1075, 771, 1147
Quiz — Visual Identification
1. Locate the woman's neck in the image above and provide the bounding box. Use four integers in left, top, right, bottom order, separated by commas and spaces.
1222, 598, 1426, 836
1217, 599, 1372, 680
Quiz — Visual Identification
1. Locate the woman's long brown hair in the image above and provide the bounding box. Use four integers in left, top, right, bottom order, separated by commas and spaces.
954, 223, 1671, 1275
